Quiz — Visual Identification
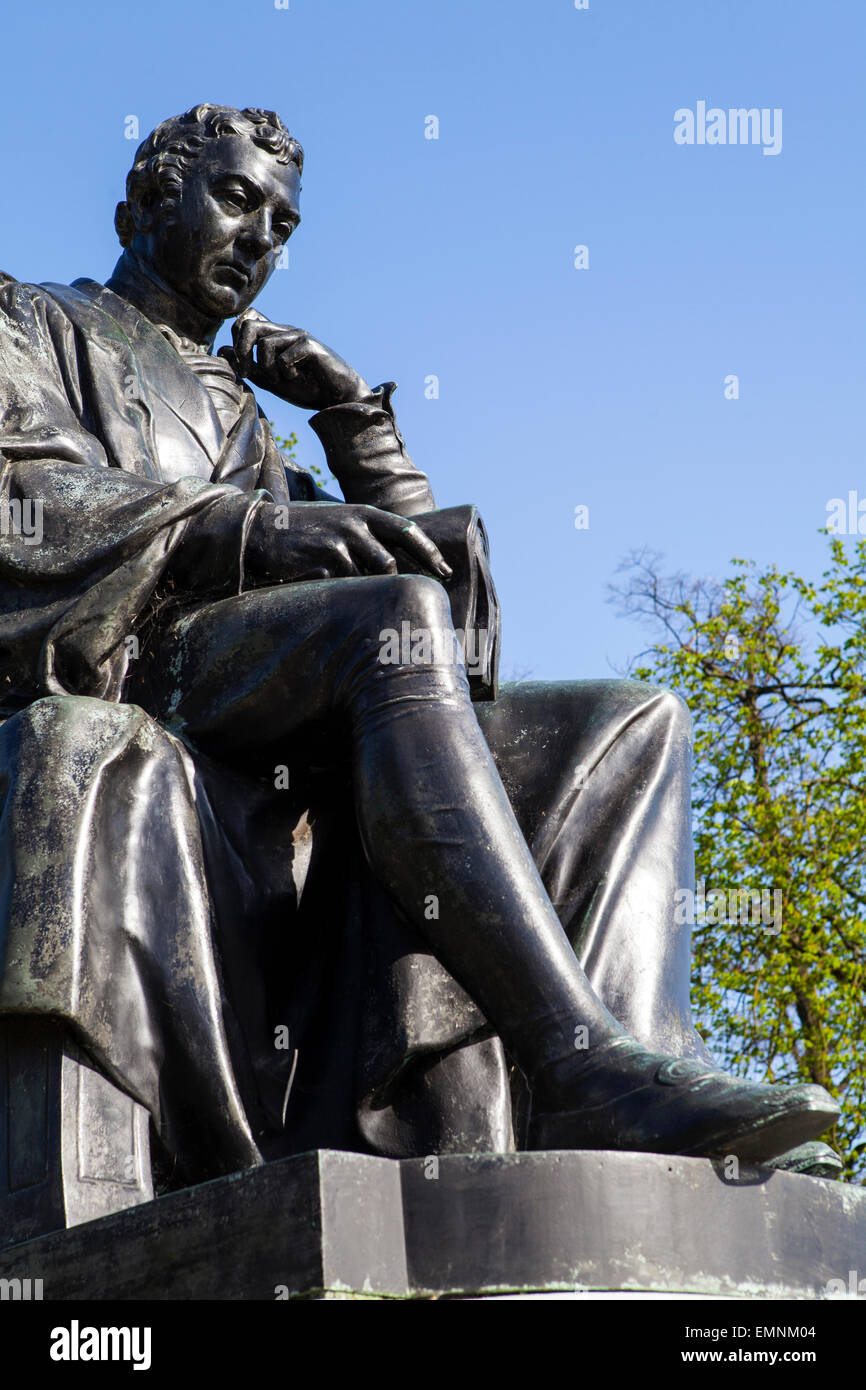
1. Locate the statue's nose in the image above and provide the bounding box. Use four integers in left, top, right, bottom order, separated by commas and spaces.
239, 212, 276, 259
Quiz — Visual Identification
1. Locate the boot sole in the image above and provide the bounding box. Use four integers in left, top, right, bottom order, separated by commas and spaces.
529, 1090, 839, 1162
687, 1093, 840, 1163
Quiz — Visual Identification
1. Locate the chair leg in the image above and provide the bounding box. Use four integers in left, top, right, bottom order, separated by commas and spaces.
0, 1017, 153, 1249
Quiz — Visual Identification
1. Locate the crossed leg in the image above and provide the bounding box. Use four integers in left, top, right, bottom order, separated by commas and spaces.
131, 572, 626, 1082
126, 571, 837, 1160
475, 680, 712, 1061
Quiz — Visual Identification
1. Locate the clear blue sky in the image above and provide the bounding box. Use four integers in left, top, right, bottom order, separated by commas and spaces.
1, 0, 863, 680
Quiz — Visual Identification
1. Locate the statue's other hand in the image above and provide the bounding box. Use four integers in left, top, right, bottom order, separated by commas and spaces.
248, 502, 453, 584
220, 309, 373, 411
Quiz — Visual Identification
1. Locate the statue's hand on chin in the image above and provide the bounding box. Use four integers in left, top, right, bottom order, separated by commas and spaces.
246, 502, 453, 585
219, 308, 374, 411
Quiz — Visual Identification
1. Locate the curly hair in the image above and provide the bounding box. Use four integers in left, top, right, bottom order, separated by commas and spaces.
115, 104, 304, 247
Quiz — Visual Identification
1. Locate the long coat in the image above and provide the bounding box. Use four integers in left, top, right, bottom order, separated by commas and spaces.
0, 274, 701, 1183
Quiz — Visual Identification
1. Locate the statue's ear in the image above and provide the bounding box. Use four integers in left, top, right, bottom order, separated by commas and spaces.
115, 197, 167, 244
114, 201, 135, 247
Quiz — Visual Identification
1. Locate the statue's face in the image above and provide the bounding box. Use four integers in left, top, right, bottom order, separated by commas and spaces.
145, 134, 301, 321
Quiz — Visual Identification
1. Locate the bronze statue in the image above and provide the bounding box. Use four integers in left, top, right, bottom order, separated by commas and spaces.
0, 106, 839, 1221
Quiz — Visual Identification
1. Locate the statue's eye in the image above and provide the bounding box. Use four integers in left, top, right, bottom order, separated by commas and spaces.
219, 188, 248, 211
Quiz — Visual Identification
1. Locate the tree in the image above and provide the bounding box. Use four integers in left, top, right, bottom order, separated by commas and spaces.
610, 537, 866, 1181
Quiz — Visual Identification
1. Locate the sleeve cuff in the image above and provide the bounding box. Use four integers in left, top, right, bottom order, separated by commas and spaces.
308, 382, 436, 516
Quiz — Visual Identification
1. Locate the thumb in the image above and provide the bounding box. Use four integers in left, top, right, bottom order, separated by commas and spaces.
234, 306, 270, 327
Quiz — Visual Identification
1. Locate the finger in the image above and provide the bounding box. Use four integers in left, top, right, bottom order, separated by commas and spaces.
299, 565, 334, 581
233, 316, 261, 374
372, 514, 452, 580
348, 527, 400, 575
233, 312, 289, 367
321, 542, 359, 578
271, 335, 311, 369
254, 336, 279, 376
258, 336, 309, 377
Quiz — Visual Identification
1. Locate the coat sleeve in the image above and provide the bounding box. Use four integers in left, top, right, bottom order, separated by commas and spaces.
308, 382, 437, 515
0, 276, 267, 704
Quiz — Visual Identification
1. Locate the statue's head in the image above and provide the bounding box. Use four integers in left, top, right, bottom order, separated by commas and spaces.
115, 104, 304, 322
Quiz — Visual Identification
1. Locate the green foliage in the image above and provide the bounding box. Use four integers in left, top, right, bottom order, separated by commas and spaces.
612, 538, 866, 1180
270, 426, 332, 488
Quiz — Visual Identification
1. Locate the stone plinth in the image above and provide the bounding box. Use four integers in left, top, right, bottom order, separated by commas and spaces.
1, 1149, 864, 1300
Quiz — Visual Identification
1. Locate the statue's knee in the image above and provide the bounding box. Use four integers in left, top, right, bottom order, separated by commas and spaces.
370, 572, 453, 633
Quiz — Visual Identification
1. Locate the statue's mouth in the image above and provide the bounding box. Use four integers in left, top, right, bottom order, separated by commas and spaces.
214, 263, 250, 290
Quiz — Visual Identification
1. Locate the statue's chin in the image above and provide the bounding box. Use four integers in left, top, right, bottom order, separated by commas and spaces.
200, 282, 258, 323
151, 261, 253, 329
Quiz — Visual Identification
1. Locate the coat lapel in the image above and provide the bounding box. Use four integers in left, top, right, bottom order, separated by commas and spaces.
43, 279, 226, 480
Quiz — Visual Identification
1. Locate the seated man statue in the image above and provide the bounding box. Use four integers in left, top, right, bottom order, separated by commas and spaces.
0, 105, 838, 1218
